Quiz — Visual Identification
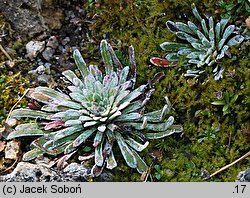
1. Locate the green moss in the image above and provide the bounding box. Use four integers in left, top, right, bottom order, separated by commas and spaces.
84, 0, 250, 181
0, 62, 32, 123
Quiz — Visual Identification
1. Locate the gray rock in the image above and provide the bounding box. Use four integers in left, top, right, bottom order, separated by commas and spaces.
26, 41, 45, 59
42, 47, 55, 61
4, 140, 21, 160
0, 161, 89, 182
28, 64, 52, 84
237, 168, 250, 182
0, 0, 64, 39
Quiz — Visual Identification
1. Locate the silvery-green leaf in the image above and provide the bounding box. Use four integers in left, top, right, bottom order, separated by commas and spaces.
227, 35, 244, 47
112, 90, 130, 108
125, 137, 149, 152
141, 117, 147, 128
187, 52, 200, 59
202, 38, 211, 48
184, 73, 200, 77
100, 40, 113, 75
191, 3, 202, 22
121, 85, 146, 104
222, 25, 235, 41
186, 70, 200, 74
7, 123, 45, 139
47, 109, 81, 121
89, 65, 103, 82
97, 125, 106, 133
92, 92, 102, 102
95, 137, 104, 166
44, 131, 81, 150
125, 116, 175, 131
201, 19, 209, 37
119, 66, 130, 84
121, 101, 142, 114
55, 100, 83, 110
82, 88, 94, 101
63, 143, 77, 154
31, 91, 82, 109
209, 16, 214, 30
52, 125, 83, 141
67, 85, 82, 93
94, 81, 103, 95
128, 45, 136, 84
106, 151, 117, 170
84, 74, 96, 91
216, 45, 229, 60
93, 131, 104, 147
143, 101, 169, 122
215, 22, 221, 41
119, 80, 132, 93
73, 128, 96, 147
166, 20, 177, 33
41, 104, 69, 112
10, 108, 51, 119
205, 54, 212, 64
64, 120, 82, 126
191, 43, 204, 50
73, 49, 89, 77
185, 36, 199, 44
108, 110, 122, 120
220, 18, 230, 33
131, 149, 148, 174
115, 132, 137, 168
69, 92, 85, 103
107, 45, 123, 70
105, 129, 115, 143
188, 21, 198, 34
176, 22, 195, 35
79, 115, 92, 122
22, 148, 44, 161
197, 30, 208, 42
160, 42, 189, 51
176, 31, 190, 40
62, 70, 84, 88
199, 53, 208, 62
108, 72, 119, 89
84, 121, 98, 127
218, 38, 226, 51
163, 96, 172, 113
214, 67, 224, 80
208, 59, 215, 66
177, 48, 193, 55
35, 87, 70, 101
145, 125, 183, 139
188, 59, 202, 65
165, 53, 179, 62
115, 113, 141, 122
143, 109, 163, 122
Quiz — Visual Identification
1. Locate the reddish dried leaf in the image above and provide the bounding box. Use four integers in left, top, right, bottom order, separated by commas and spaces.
44, 120, 64, 130
150, 57, 177, 67
28, 100, 41, 110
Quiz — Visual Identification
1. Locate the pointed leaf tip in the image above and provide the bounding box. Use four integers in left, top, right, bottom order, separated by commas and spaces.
73, 49, 89, 77
100, 40, 113, 75
150, 57, 177, 67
